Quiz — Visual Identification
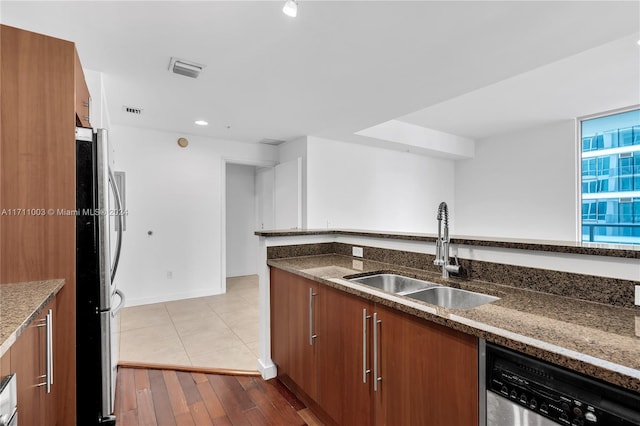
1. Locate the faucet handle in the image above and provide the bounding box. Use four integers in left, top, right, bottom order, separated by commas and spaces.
453, 255, 460, 266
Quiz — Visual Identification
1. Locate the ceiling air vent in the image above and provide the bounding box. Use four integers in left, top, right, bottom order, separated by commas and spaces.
122, 105, 143, 115
259, 138, 286, 146
169, 57, 205, 79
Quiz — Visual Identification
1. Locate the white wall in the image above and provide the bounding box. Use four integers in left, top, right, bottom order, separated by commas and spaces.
226, 164, 258, 277
455, 120, 577, 240
305, 136, 456, 233
110, 124, 278, 306
278, 137, 308, 228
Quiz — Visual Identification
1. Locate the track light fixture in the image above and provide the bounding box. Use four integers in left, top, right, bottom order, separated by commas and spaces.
282, 0, 298, 17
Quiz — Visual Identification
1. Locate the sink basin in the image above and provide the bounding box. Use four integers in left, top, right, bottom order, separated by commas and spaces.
407, 286, 499, 310
349, 273, 440, 295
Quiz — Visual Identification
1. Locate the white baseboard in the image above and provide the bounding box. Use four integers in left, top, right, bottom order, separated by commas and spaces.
258, 358, 277, 380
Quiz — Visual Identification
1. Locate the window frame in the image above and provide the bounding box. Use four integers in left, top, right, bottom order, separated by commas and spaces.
576, 104, 640, 245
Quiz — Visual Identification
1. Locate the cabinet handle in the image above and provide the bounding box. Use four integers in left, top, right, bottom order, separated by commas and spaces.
363, 309, 371, 383
309, 288, 318, 346
373, 312, 382, 391
36, 309, 53, 394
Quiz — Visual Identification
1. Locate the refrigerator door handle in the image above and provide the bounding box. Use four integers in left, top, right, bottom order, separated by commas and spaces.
111, 289, 125, 317
108, 167, 124, 284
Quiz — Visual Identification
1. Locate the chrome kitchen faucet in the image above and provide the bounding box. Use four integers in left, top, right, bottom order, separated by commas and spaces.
434, 202, 461, 278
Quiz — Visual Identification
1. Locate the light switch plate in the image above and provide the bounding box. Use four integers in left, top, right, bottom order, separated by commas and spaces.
352, 246, 364, 257
636, 285, 640, 306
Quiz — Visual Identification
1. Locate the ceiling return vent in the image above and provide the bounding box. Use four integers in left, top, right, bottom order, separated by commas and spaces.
122, 105, 143, 115
169, 57, 205, 79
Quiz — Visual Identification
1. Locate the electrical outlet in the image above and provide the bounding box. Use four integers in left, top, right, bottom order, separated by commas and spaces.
636, 285, 640, 306
352, 260, 364, 271
167, 271, 173, 279
352, 246, 363, 257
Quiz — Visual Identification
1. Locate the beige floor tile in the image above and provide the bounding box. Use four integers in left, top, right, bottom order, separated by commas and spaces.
165, 297, 212, 314
207, 297, 254, 314
189, 345, 258, 371
218, 308, 259, 328
233, 287, 259, 301
119, 278, 261, 371
119, 323, 183, 362
231, 323, 259, 344
119, 303, 171, 332
172, 313, 230, 338
226, 275, 258, 290
245, 340, 260, 357
181, 329, 245, 358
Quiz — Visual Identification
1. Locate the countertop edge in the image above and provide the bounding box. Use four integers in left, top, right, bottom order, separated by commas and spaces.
0, 279, 65, 358
255, 229, 639, 258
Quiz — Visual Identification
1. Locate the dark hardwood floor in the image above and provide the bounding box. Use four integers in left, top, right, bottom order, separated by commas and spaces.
114, 367, 323, 425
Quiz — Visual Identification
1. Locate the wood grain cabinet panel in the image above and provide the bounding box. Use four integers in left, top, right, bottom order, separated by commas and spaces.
285, 270, 318, 401
270, 268, 290, 376
317, 286, 373, 426
374, 304, 478, 426
270, 268, 479, 426
10, 298, 56, 426
0, 24, 79, 426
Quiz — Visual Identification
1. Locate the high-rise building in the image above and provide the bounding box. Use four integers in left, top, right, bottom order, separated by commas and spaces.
581, 108, 640, 245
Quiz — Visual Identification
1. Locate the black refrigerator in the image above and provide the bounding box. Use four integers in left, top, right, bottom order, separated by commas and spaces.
76, 127, 125, 425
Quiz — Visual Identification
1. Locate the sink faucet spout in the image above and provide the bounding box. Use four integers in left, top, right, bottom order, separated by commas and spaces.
434, 202, 460, 278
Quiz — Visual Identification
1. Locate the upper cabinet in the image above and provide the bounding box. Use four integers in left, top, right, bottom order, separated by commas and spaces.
0, 24, 80, 426
74, 48, 91, 128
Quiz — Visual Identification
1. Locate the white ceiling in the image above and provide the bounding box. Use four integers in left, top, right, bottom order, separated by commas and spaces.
1, 1, 638, 150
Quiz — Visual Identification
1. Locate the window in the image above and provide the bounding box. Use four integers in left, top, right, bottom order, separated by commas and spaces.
580, 107, 640, 245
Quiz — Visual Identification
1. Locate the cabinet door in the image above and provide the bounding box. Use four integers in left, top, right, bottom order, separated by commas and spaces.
374, 304, 478, 426
11, 312, 43, 426
11, 300, 56, 426
286, 272, 318, 401
317, 286, 374, 426
270, 268, 290, 376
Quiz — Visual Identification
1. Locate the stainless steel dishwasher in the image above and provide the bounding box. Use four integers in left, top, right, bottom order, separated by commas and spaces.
0, 373, 17, 426
485, 343, 640, 426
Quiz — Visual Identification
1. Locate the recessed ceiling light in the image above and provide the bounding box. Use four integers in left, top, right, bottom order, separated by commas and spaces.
194, 120, 208, 126
283, 0, 298, 17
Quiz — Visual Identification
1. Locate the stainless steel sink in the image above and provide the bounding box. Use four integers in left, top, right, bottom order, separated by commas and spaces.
407, 286, 499, 310
349, 273, 440, 295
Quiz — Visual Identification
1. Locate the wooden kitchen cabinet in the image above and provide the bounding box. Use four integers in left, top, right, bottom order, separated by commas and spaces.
270, 267, 479, 426
317, 285, 374, 426
10, 298, 56, 426
1, 24, 78, 425
270, 267, 318, 401
374, 303, 478, 426
75, 47, 91, 127
270, 267, 290, 376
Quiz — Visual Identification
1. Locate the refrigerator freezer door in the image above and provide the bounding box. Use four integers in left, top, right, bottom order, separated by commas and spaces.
100, 311, 114, 418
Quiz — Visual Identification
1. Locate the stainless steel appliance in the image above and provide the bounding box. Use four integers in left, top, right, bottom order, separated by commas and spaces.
76, 127, 125, 425
0, 374, 17, 426
486, 343, 640, 426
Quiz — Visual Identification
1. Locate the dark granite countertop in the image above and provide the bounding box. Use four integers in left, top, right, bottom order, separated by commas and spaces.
0, 279, 65, 357
256, 229, 640, 258
267, 254, 640, 393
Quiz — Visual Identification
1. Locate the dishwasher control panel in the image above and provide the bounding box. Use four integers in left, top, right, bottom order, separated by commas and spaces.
489, 366, 602, 425
486, 344, 640, 426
